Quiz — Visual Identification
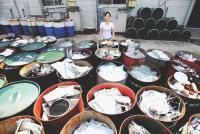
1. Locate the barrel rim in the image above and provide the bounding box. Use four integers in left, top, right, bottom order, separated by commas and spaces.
188, 114, 200, 134
19, 62, 55, 79
0, 115, 45, 134
33, 81, 83, 122
175, 50, 200, 62
167, 75, 200, 101
87, 82, 137, 116
96, 60, 128, 83
20, 42, 47, 51
119, 114, 172, 134
71, 48, 92, 60
146, 48, 173, 62
60, 110, 118, 134
127, 61, 161, 83
4, 52, 38, 67
95, 47, 121, 60
36, 50, 65, 64
56, 60, 93, 80
0, 80, 40, 119
136, 85, 186, 123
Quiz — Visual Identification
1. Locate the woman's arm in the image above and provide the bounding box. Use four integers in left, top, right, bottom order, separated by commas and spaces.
111, 23, 115, 40
100, 22, 103, 40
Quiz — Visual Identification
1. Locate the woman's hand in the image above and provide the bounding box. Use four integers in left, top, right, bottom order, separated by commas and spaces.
107, 40, 113, 46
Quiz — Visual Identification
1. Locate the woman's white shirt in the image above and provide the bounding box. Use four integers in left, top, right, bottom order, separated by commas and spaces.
100, 22, 114, 40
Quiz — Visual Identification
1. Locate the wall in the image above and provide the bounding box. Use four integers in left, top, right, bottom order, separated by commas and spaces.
0, 0, 195, 29
0, 0, 43, 19
130, 0, 193, 25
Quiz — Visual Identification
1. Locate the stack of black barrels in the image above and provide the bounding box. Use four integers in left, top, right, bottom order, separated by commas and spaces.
126, 7, 191, 42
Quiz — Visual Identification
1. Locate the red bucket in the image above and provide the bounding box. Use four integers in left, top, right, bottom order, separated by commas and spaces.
33, 81, 84, 133
87, 83, 136, 129
0, 115, 45, 134
119, 115, 172, 134
122, 47, 146, 68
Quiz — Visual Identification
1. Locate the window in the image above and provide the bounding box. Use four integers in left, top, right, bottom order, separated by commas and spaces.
99, 0, 127, 4
42, 0, 65, 6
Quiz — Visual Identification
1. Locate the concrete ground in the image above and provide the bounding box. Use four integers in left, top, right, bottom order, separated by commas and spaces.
1, 33, 200, 55
69, 34, 200, 55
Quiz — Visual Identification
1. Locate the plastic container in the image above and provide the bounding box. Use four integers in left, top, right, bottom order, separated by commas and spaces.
9, 19, 23, 35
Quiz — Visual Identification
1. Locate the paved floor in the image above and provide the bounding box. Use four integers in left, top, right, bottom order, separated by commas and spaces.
68, 34, 200, 55
1, 34, 200, 55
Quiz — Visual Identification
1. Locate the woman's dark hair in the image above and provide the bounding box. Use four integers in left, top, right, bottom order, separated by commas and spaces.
104, 12, 111, 17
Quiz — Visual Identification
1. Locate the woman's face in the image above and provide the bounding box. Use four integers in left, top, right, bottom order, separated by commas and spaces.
104, 14, 111, 22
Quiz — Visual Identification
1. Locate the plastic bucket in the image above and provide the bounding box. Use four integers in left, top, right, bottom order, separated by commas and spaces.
33, 81, 84, 133
44, 21, 54, 36
20, 19, 30, 35
65, 20, 76, 37
60, 111, 118, 134
1, 19, 13, 34
27, 18, 37, 36
119, 115, 172, 134
9, 19, 23, 35
0, 115, 45, 134
36, 18, 46, 36
54, 21, 66, 38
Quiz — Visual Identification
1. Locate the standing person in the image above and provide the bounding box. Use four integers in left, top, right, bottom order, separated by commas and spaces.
100, 12, 115, 46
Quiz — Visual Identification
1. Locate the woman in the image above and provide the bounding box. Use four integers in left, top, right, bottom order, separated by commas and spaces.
100, 12, 115, 46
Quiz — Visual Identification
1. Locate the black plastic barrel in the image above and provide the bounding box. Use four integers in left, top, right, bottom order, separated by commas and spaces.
156, 19, 167, 30
137, 7, 152, 19
151, 8, 164, 20
179, 30, 191, 42
159, 29, 169, 40
126, 16, 135, 29
169, 30, 181, 41
144, 18, 156, 30
147, 29, 159, 40
132, 18, 145, 29
167, 19, 178, 31
136, 28, 147, 39
125, 27, 137, 38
